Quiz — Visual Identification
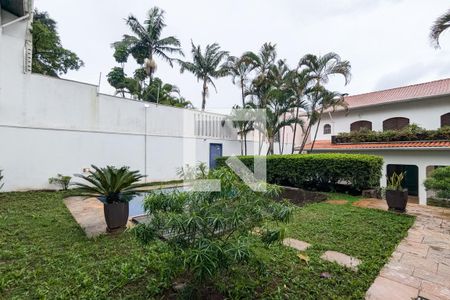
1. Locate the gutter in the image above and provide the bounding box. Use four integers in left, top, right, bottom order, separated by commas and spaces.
1, 14, 30, 28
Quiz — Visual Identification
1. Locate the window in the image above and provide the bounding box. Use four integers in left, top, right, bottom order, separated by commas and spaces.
350, 120, 372, 132
441, 113, 450, 127
323, 124, 331, 134
383, 117, 409, 131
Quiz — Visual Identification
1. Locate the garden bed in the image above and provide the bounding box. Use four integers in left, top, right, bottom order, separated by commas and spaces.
277, 186, 328, 206
0, 191, 414, 299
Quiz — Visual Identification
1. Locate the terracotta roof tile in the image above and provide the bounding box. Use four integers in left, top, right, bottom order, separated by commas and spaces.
343, 78, 450, 109
305, 140, 450, 150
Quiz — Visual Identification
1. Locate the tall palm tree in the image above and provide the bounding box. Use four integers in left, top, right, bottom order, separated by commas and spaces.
226, 55, 253, 107
297, 52, 351, 153
179, 42, 229, 110
114, 7, 184, 84
430, 9, 450, 48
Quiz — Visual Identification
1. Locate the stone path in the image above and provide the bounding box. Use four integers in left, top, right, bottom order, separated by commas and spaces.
355, 199, 450, 300
282, 238, 311, 251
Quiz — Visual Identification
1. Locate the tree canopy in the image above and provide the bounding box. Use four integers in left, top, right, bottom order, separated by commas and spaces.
31, 10, 84, 77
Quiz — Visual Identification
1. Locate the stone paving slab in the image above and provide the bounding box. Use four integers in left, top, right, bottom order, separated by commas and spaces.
282, 238, 311, 251
320, 250, 361, 271
353, 199, 450, 300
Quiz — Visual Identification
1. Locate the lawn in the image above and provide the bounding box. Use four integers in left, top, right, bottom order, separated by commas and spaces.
0, 191, 414, 299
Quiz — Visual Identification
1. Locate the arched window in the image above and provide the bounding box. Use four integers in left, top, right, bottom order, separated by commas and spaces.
383, 117, 409, 131
441, 113, 450, 127
350, 120, 372, 132
323, 124, 331, 134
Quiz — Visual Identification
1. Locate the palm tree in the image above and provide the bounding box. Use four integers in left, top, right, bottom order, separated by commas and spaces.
226, 55, 253, 107
114, 7, 183, 84
229, 104, 255, 155
297, 52, 351, 153
242, 43, 277, 108
179, 42, 229, 110
430, 9, 450, 48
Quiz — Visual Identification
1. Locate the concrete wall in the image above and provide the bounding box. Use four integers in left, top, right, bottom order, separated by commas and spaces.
312, 97, 450, 141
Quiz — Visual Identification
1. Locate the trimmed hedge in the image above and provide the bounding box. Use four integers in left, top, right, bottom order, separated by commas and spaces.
335, 126, 450, 144
216, 153, 383, 191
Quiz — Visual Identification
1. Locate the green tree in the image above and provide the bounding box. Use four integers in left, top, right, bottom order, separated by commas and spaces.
296, 52, 351, 153
226, 55, 253, 107
430, 9, 450, 48
133, 167, 292, 295
31, 10, 84, 77
179, 42, 229, 110
113, 7, 183, 84
424, 166, 450, 199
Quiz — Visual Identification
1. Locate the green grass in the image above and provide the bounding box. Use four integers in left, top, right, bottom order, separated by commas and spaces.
0, 191, 414, 299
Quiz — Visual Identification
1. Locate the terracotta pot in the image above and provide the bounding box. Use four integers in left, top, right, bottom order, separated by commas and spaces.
103, 202, 129, 232
386, 189, 408, 212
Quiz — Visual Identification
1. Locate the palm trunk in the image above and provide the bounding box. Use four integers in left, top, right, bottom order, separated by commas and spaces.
201, 79, 207, 111
241, 78, 246, 107
244, 131, 248, 155
291, 106, 299, 154
298, 122, 312, 154
310, 109, 324, 152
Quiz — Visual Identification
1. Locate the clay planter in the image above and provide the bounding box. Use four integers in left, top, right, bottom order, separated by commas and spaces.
386, 189, 408, 212
103, 202, 129, 232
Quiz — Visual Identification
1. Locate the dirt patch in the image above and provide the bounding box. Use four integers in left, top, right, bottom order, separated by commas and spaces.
325, 200, 349, 205
276, 186, 328, 206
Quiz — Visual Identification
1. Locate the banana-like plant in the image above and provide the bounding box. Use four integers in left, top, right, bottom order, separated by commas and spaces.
72, 165, 151, 203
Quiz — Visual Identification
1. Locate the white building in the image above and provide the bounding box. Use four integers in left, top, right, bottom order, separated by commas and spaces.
307, 79, 450, 205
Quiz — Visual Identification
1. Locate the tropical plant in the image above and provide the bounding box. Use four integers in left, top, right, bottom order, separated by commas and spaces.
226, 55, 253, 107
48, 174, 71, 191
31, 10, 84, 77
72, 165, 151, 203
296, 52, 351, 153
0, 169, 4, 190
112, 7, 183, 84
179, 42, 229, 110
228, 104, 255, 155
430, 9, 450, 48
424, 166, 450, 199
133, 167, 292, 295
387, 172, 405, 191
176, 162, 208, 181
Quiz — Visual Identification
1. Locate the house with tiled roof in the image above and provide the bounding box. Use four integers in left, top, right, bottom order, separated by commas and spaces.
304, 79, 450, 205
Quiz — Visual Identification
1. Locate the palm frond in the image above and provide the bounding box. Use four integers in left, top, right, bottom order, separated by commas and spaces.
430, 9, 450, 48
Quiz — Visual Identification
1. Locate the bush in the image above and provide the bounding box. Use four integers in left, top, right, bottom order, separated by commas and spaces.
48, 174, 72, 191
216, 153, 383, 191
335, 125, 450, 144
424, 166, 450, 199
133, 167, 292, 295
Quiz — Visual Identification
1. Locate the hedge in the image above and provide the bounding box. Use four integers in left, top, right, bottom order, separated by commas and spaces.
335, 126, 450, 144
216, 153, 383, 191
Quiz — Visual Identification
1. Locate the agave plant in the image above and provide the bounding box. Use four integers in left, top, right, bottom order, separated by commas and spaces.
387, 172, 405, 191
72, 165, 150, 204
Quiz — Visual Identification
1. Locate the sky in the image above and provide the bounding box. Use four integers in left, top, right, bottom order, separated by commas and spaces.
33, 0, 450, 111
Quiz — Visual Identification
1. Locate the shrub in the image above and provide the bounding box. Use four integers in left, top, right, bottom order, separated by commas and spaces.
48, 174, 72, 190
133, 167, 292, 295
72, 165, 151, 203
0, 169, 4, 190
335, 125, 450, 144
216, 153, 383, 191
424, 166, 450, 199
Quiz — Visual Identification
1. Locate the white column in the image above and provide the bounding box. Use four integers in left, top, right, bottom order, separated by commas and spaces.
380, 163, 387, 188
418, 164, 428, 205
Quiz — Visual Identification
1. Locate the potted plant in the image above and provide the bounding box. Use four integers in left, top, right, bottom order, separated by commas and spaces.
73, 165, 151, 232
386, 172, 408, 212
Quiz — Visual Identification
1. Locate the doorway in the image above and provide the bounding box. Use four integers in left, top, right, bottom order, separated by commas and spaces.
386, 164, 419, 196
209, 143, 223, 169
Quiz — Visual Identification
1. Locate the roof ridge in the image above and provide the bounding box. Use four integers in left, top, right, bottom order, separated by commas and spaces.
345, 77, 450, 99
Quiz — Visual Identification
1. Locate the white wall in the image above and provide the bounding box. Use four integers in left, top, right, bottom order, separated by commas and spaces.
313, 97, 450, 141
0, 14, 248, 191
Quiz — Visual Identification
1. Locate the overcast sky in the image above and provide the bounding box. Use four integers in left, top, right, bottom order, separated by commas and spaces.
34, 0, 450, 111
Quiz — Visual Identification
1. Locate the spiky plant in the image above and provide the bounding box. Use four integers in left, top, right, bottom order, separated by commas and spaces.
72, 165, 151, 203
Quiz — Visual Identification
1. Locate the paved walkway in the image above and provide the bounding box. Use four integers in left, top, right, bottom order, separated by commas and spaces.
354, 199, 450, 300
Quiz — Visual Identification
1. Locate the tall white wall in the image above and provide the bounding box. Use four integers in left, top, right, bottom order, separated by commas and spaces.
0, 14, 247, 191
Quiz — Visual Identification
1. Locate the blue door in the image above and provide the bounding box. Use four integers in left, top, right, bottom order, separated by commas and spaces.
209, 143, 223, 169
